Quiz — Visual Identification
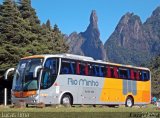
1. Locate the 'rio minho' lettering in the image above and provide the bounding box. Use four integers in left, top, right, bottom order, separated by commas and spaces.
68, 78, 99, 87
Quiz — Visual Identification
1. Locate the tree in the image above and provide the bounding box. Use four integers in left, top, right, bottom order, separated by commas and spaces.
46, 19, 51, 30
0, 0, 69, 77
52, 24, 69, 53
53, 24, 59, 32
149, 56, 160, 97
19, 0, 40, 25
0, 0, 27, 75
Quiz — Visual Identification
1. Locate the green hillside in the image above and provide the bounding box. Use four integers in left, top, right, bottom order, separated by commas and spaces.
0, 0, 68, 77
149, 56, 160, 97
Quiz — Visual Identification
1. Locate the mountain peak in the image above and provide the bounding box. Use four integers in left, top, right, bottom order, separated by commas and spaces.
119, 12, 141, 25
152, 6, 160, 17
124, 12, 134, 17
90, 10, 98, 28
66, 10, 107, 61
82, 10, 100, 38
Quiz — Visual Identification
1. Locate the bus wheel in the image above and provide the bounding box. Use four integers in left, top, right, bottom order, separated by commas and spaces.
61, 94, 72, 107
125, 96, 134, 107
26, 104, 29, 107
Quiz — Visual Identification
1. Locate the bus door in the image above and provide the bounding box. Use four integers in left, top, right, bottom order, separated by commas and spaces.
39, 58, 59, 104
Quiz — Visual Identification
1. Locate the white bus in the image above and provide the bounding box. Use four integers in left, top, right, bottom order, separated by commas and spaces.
5, 54, 151, 107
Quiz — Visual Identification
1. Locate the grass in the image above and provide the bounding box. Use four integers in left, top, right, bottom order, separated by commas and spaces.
0, 104, 159, 118
0, 104, 159, 112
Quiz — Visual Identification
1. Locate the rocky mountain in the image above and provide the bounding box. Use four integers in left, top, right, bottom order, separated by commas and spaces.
66, 7, 160, 66
66, 10, 107, 60
104, 13, 150, 65
104, 7, 160, 66
143, 6, 160, 56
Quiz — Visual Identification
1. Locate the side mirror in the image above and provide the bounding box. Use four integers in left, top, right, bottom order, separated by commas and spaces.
4, 68, 15, 80
33, 65, 43, 78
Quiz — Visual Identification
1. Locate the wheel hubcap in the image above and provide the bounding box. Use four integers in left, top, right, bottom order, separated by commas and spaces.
63, 97, 70, 104
127, 99, 132, 107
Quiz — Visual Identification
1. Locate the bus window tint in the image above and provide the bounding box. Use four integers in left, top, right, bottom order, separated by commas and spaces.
60, 60, 76, 74
88, 64, 93, 76
136, 71, 140, 80
118, 68, 128, 79
76, 62, 80, 74
79, 63, 85, 75
101, 66, 106, 77
92, 65, 99, 77
88, 64, 106, 77
70, 62, 76, 74
60, 59, 150, 81
107, 66, 111, 78
139, 71, 144, 81
130, 69, 135, 80
85, 64, 89, 75
114, 67, 118, 78
110, 67, 114, 78
141, 71, 150, 81
109, 67, 118, 78
147, 71, 150, 81
134, 70, 137, 80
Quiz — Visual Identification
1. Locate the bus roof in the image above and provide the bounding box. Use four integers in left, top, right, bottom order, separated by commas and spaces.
21, 53, 150, 71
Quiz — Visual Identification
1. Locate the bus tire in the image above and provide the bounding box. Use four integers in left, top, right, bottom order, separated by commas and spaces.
125, 96, 134, 107
26, 104, 29, 107
61, 94, 72, 107
108, 105, 116, 108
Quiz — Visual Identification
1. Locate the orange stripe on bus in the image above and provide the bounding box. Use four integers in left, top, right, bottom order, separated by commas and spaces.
21, 55, 44, 59
13, 91, 36, 98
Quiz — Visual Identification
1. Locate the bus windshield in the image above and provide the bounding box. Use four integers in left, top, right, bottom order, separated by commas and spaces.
12, 58, 43, 91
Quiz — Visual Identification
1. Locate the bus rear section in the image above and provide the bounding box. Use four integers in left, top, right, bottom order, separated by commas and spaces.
100, 66, 151, 107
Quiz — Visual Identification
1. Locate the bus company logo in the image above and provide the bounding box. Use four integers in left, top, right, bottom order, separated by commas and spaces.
68, 78, 99, 87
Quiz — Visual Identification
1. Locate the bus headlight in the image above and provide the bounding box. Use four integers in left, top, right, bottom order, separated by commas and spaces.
30, 94, 38, 98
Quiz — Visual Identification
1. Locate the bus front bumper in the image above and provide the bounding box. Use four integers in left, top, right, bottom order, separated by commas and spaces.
11, 95, 39, 105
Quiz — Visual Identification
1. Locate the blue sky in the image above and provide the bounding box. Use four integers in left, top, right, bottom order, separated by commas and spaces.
1, 0, 160, 43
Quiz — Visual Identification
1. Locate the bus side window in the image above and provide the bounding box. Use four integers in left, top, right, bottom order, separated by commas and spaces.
60, 61, 69, 74
110, 67, 114, 78
107, 66, 111, 78
134, 70, 137, 80
139, 71, 143, 81
76, 62, 80, 74
93, 65, 105, 77
147, 71, 150, 81
60, 60, 76, 74
88, 64, 93, 76
118, 68, 128, 79
114, 67, 118, 78
141, 71, 144, 81
130, 69, 135, 80
70, 61, 76, 74
93, 65, 98, 77
98, 65, 104, 77
100, 66, 106, 77
85, 63, 88, 76
104, 67, 107, 77
127, 69, 130, 79
142, 71, 149, 81
136, 71, 140, 80
79, 63, 85, 75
